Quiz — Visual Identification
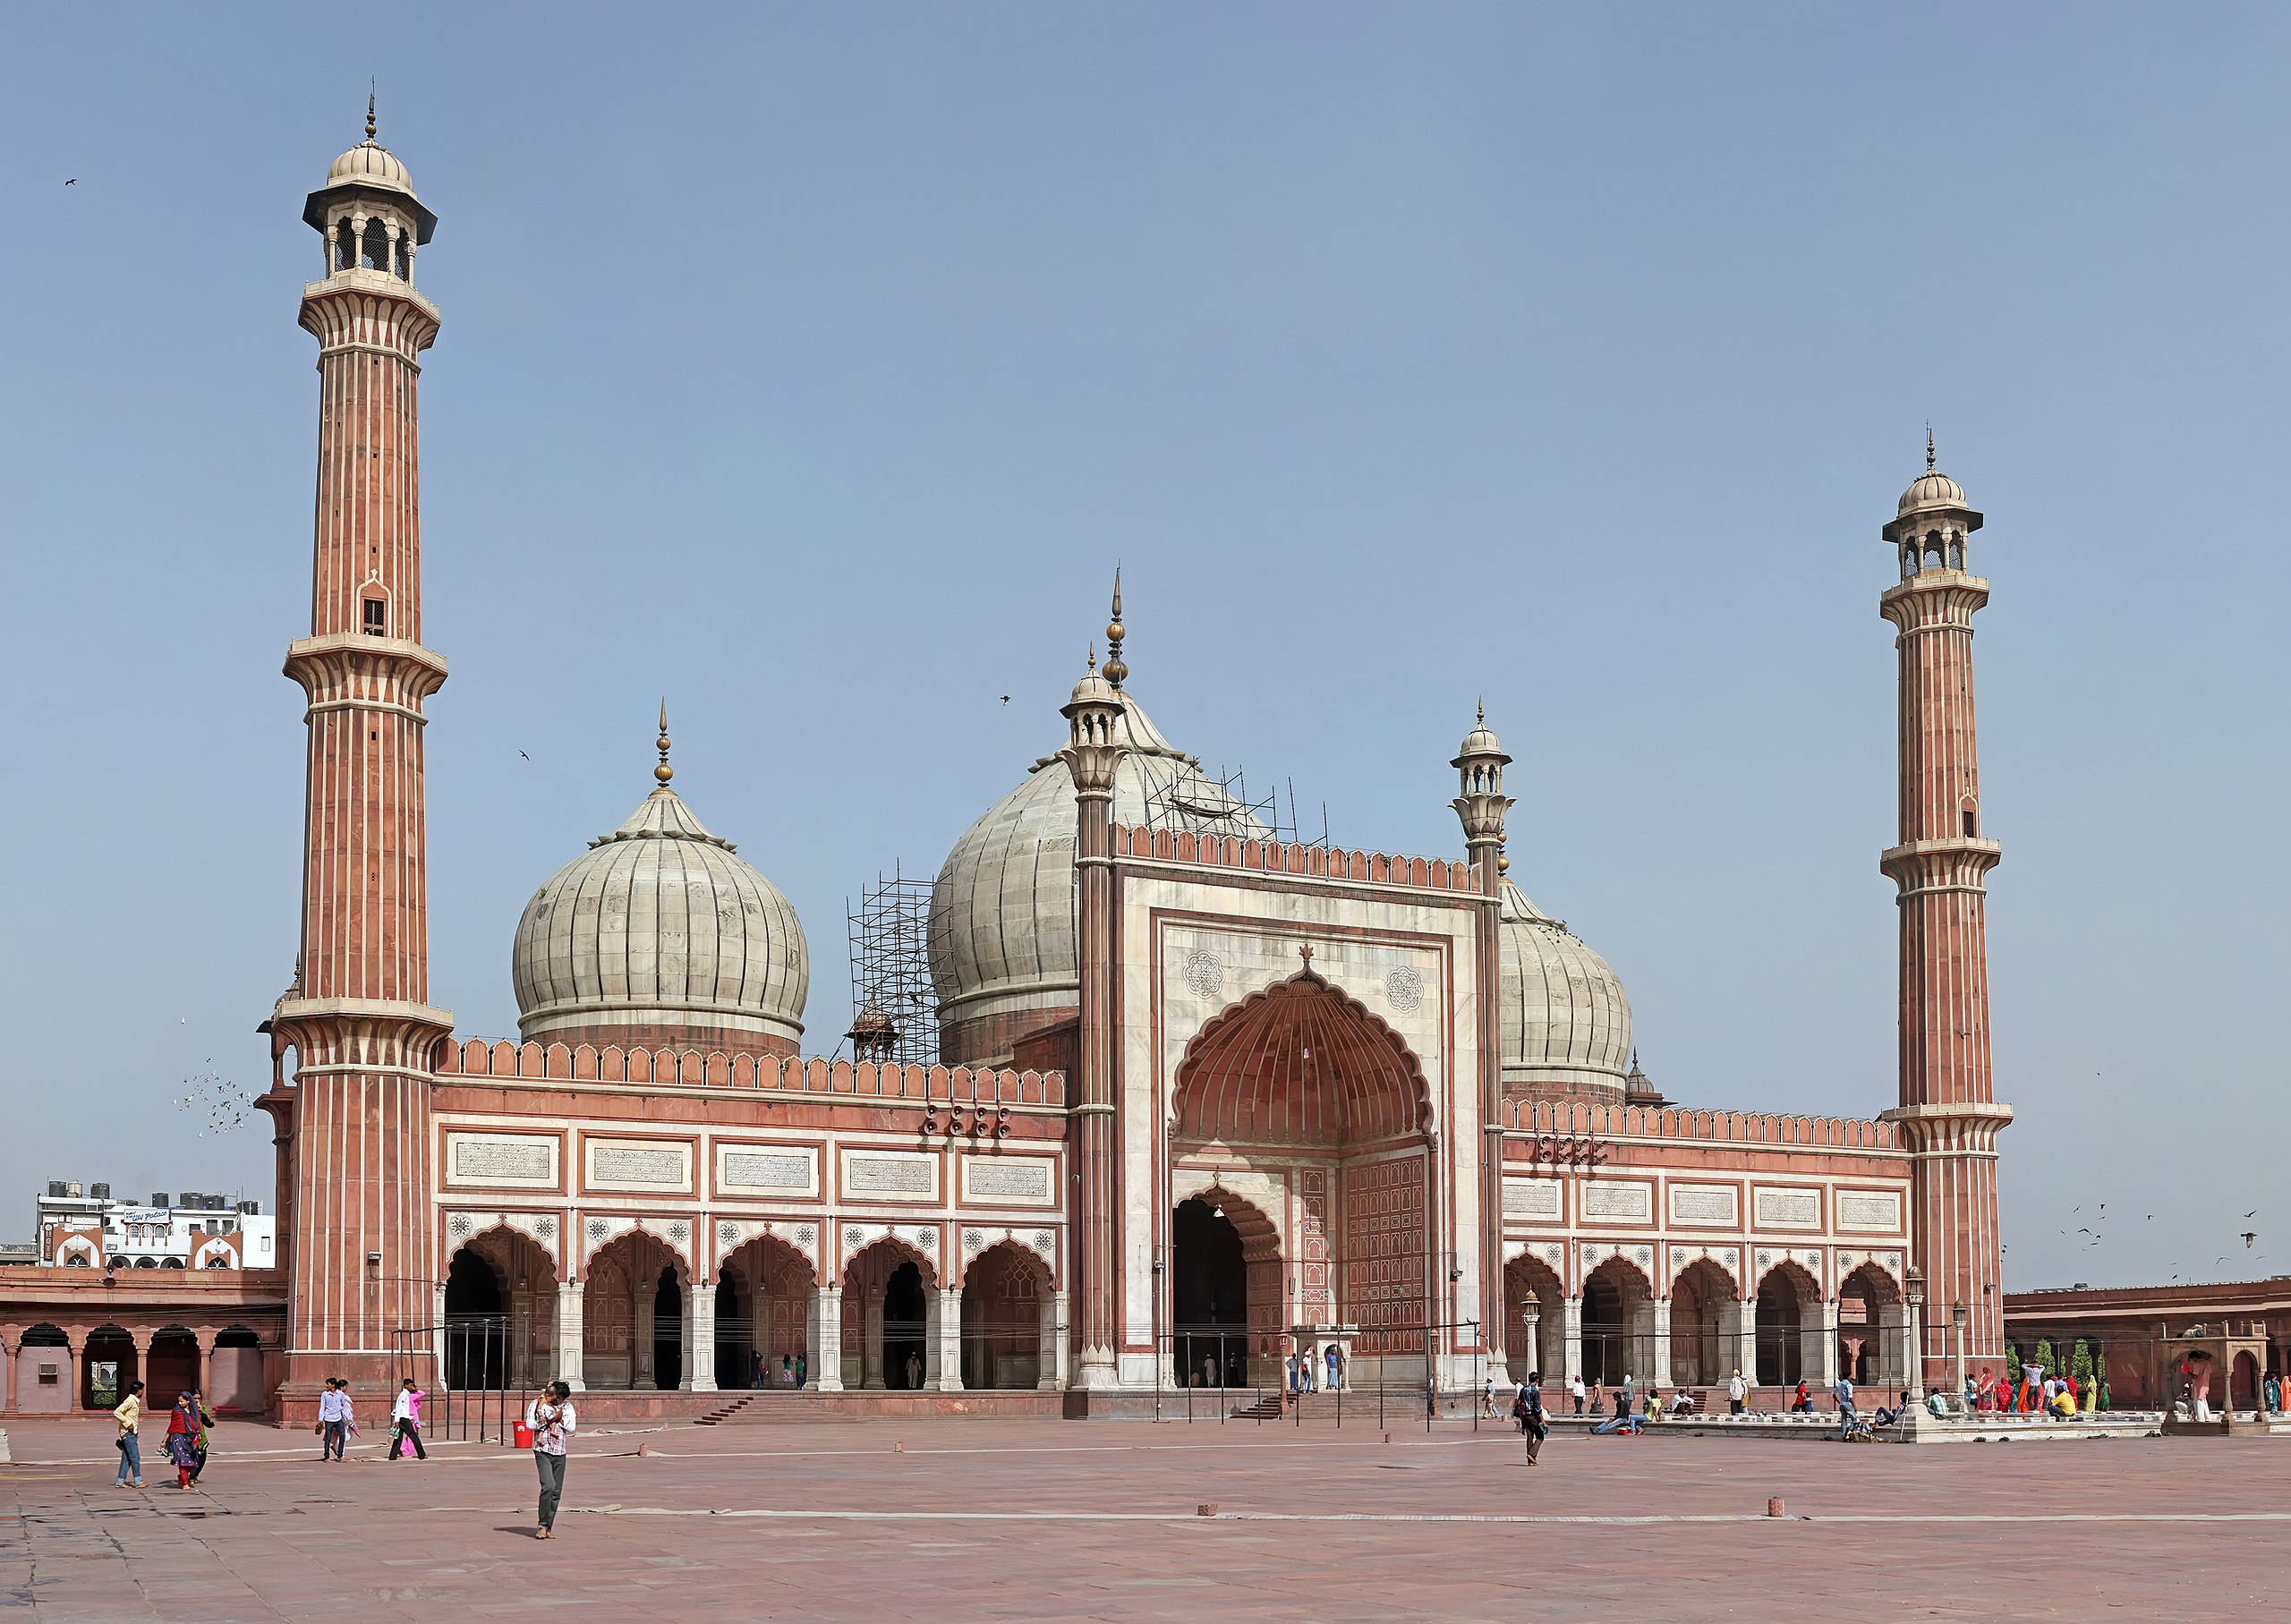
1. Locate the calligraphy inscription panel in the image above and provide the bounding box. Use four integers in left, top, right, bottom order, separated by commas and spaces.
720, 1149, 817, 1195
846, 1151, 938, 1201
1669, 1185, 1738, 1226
447, 1134, 557, 1188
1836, 1191, 1902, 1231
587, 1142, 692, 1192
1753, 1186, 1822, 1229
961, 1157, 1054, 1203
1582, 1182, 1653, 1222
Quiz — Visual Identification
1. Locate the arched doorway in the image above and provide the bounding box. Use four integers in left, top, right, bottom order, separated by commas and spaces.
961, 1242, 1052, 1389
1170, 965, 1434, 1385
444, 1248, 506, 1390
85, 1324, 136, 1409
1172, 1196, 1250, 1388
720, 1234, 814, 1390
1503, 1252, 1565, 1382
1755, 1264, 1816, 1389
583, 1233, 686, 1390
147, 1327, 200, 1406
1670, 1261, 1740, 1390
844, 1239, 938, 1390
1837, 1263, 1902, 1390
1580, 1258, 1651, 1390
2233, 1350, 2261, 1413
211, 1327, 264, 1413
446, 1229, 558, 1389
15, 1325, 70, 1414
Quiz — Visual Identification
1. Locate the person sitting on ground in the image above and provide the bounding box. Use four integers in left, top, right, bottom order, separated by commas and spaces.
1665, 1389, 1697, 1416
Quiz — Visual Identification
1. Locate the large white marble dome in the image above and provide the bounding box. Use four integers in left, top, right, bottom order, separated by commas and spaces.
928, 687, 1268, 1065
512, 783, 808, 1053
1495, 875, 1632, 1099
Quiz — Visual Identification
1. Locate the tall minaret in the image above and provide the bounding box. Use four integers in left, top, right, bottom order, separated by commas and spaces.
259, 104, 450, 1414
1451, 705, 1512, 1380
1877, 436, 2012, 1387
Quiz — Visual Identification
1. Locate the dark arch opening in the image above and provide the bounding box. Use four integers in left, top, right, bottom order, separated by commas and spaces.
1580, 1272, 1624, 1389
1755, 1271, 1806, 1388
444, 1248, 506, 1390
883, 1261, 926, 1389
1172, 1196, 1248, 1388
652, 1267, 683, 1390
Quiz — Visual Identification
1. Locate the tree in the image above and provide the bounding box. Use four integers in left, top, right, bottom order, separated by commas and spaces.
2071, 1339, 2096, 1390
2006, 1343, 2023, 1387
2034, 1339, 2057, 1376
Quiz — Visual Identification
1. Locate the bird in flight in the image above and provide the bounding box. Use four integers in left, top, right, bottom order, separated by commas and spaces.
519, 750, 530, 760
64, 178, 76, 186
1001, 695, 1010, 704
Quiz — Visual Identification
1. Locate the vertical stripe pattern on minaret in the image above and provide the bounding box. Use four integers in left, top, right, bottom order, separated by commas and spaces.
258, 122, 453, 1417
1877, 445, 2012, 1390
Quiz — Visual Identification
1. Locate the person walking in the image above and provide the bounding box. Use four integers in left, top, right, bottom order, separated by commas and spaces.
1516, 1369, 1548, 1465
1792, 1379, 1811, 1414
163, 1392, 200, 1489
1570, 1373, 1586, 1416
318, 1379, 348, 1461
1621, 1373, 1635, 1416
112, 1380, 146, 1488
905, 1349, 923, 1390
1484, 1373, 1501, 1418
527, 1381, 578, 1539
185, 1390, 216, 1484
388, 1378, 428, 1460
1833, 1374, 1855, 1422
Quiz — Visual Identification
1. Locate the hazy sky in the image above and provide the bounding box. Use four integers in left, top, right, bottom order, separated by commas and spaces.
3, 4, 2284, 1290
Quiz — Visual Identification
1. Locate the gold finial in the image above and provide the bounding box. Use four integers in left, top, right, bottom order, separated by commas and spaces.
1477, 696, 1485, 726
1086, 642, 1096, 672
366, 84, 378, 143
654, 699, 673, 786
1103, 566, 1128, 691
1497, 853, 1510, 872
1926, 424, 1937, 472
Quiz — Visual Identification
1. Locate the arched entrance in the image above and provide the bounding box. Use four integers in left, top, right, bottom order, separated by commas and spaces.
719, 1234, 814, 1390
1838, 1263, 1903, 1390
85, 1325, 136, 1409
444, 1248, 505, 1389
1172, 1196, 1253, 1388
1755, 1263, 1818, 1389
1580, 1258, 1651, 1390
445, 1229, 558, 1390
583, 1232, 686, 1390
1503, 1252, 1565, 1381
15, 1325, 70, 1414
961, 1242, 1052, 1390
1670, 1261, 1740, 1390
844, 1239, 938, 1390
1169, 965, 1435, 1385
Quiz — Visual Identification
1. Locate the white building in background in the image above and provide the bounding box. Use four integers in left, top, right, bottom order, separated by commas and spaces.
33, 1181, 275, 1271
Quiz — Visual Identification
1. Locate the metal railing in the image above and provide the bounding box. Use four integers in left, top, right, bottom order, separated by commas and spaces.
388, 1316, 526, 1443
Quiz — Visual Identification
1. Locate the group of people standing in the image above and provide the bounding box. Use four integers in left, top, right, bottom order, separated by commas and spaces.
1283, 1346, 1345, 1398
110, 1382, 214, 1490
1964, 1365, 2105, 1416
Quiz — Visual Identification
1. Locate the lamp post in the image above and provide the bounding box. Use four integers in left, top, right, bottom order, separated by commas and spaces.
1520, 1288, 1542, 1383
1903, 1264, 1927, 1402
1952, 1301, 1970, 1409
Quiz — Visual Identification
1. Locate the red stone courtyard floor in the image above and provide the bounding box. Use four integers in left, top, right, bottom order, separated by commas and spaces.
3, 1414, 2287, 1619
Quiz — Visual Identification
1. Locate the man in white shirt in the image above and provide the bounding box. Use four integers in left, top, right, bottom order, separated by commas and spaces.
1727, 1369, 1748, 1416
528, 1381, 578, 1539
1570, 1373, 1587, 1416
388, 1379, 427, 1461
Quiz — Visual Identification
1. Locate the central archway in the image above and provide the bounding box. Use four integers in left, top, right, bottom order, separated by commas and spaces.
1171, 1195, 1256, 1388
1170, 965, 1435, 1384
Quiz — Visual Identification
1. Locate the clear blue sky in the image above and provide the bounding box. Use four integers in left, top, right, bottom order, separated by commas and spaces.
3, 4, 2284, 1290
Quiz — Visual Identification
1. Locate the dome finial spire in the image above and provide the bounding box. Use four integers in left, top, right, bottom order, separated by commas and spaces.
1926, 423, 1937, 472
654, 699, 673, 786
1103, 566, 1128, 690
366, 82, 378, 143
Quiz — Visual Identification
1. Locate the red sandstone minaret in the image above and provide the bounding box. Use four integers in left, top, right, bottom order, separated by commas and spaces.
1061, 582, 1128, 1392
258, 103, 449, 1413
1878, 435, 2013, 1388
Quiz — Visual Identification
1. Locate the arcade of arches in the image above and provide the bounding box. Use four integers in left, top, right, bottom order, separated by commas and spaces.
435, 1229, 1054, 1396
1499, 1254, 1909, 1397
1167, 970, 1435, 1383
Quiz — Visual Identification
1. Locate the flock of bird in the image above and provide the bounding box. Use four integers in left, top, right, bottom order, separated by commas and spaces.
2057, 1199, 2265, 1282
175, 1067, 251, 1137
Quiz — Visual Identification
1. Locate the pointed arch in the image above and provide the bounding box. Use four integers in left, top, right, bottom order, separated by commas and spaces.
1172, 966, 1431, 1147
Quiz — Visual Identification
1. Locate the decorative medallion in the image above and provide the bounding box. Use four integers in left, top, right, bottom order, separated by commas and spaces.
718, 1221, 740, 1246
1384, 965, 1425, 1015
1033, 1230, 1055, 1253
1184, 948, 1226, 1003
914, 1227, 937, 1249
667, 1220, 690, 1243
1543, 1244, 1562, 1265
843, 1226, 866, 1250
587, 1219, 609, 1243
535, 1215, 557, 1239
1635, 1246, 1652, 1265
1755, 1250, 1772, 1270
796, 1225, 816, 1247
963, 1229, 986, 1253
447, 1214, 474, 1240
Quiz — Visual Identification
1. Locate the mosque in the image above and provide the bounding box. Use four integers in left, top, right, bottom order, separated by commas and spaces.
0, 122, 2011, 1424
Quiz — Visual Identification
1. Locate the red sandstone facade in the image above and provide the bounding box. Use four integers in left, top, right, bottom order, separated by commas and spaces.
2, 124, 2014, 1425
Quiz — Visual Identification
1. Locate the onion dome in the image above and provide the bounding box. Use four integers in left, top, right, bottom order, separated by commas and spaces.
303, 96, 437, 242
511, 713, 807, 1056
1496, 877, 1632, 1100
1895, 429, 1975, 517
929, 686, 1267, 1066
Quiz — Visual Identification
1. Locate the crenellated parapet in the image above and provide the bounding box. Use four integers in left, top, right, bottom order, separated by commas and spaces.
1111, 822, 1478, 892
436, 1036, 1064, 1108
1501, 1097, 1903, 1151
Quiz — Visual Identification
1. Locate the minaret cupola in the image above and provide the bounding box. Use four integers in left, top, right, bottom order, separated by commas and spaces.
1883, 429, 1984, 578
303, 94, 437, 282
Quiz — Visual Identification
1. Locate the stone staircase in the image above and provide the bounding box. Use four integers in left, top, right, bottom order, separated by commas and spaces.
694, 1397, 754, 1427
1231, 1392, 1284, 1422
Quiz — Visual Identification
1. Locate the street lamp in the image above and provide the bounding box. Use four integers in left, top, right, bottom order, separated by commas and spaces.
1952, 1301, 1970, 1409
1903, 1264, 1926, 1401
1520, 1288, 1542, 1382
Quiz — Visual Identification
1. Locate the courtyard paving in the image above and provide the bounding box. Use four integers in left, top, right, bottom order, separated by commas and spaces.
2, 1413, 2287, 1619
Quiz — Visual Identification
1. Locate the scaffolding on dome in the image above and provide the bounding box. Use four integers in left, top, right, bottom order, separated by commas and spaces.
1140, 762, 1325, 848
845, 865, 941, 1067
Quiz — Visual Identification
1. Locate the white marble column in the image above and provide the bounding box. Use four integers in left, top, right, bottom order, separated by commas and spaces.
682, 1281, 718, 1392
805, 1286, 844, 1391
1649, 1299, 1674, 1390
1037, 1290, 1061, 1390
1563, 1295, 1584, 1387
555, 1280, 585, 1391
1734, 1299, 1759, 1391
933, 1288, 963, 1390
1807, 1298, 1840, 1390
1049, 1289, 1072, 1390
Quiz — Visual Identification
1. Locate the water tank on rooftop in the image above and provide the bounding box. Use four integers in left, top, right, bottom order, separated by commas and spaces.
178, 1190, 203, 1208
235, 1200, 260, 1215
65, 1180, 83, 1198
90, 1182, 110, 1199
47, 1181, 66, 1198
152, 1192, 169, 1208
